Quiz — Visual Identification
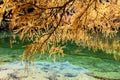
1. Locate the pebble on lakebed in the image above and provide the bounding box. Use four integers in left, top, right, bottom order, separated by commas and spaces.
0, 61, 97, 80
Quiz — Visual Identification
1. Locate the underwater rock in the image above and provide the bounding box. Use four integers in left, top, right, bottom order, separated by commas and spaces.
0, 67, 7, 71
64, 73, 77, 77
73, 67, 83, 70
7, 73, 19, 80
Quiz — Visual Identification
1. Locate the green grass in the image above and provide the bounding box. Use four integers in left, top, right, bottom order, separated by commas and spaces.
0, 35, 120, 79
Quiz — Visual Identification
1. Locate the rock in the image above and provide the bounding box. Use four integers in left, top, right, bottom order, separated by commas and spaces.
73, 67, 83, 70
64, 73, 77, 77
8, 73, 18, 79
0, 68, 7, 71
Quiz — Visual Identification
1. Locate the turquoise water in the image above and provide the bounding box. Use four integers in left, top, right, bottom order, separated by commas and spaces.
0, 33, 120, 80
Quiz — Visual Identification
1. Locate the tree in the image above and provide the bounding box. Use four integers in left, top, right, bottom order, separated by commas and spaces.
0, 0, 120, 62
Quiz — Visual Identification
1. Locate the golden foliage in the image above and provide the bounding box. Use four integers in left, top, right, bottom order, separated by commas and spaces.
0, 0, 120, 61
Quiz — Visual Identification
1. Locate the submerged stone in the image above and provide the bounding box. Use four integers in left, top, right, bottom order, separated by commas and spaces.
64, 73, 77, 77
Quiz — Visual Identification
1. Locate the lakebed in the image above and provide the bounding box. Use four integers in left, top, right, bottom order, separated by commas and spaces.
0, 61, 98, 80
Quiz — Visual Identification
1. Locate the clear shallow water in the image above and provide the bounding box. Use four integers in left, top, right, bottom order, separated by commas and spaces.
0, 61, 93, 80
0, 35, 120, 80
